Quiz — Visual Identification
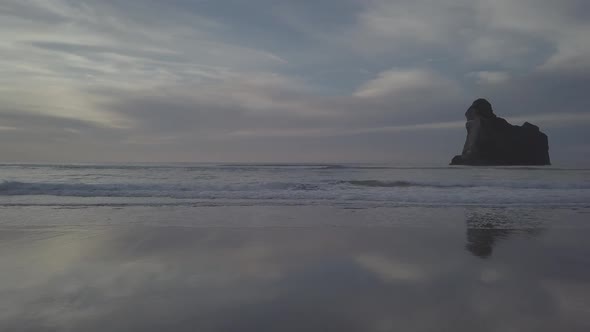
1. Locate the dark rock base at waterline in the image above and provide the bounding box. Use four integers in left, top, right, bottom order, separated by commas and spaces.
450, 99, 550, 166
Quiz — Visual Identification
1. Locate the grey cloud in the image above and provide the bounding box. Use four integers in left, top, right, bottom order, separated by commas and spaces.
0, 0, 589, 163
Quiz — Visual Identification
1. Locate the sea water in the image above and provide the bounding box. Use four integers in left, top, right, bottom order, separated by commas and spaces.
0, 163, 588, 209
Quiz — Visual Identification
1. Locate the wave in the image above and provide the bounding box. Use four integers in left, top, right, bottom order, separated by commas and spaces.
0, 181, 148, 197
0, 180, 589, 209
344, 180, 470, 188
343, 179, 590, 189
0, 181, 322, 198
1, 178, 589, 199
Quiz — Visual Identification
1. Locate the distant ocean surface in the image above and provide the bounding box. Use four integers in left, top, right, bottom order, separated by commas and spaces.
0, 163, 588, 209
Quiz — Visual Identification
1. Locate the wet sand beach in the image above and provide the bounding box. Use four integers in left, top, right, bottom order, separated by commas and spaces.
1, 206, 589, 331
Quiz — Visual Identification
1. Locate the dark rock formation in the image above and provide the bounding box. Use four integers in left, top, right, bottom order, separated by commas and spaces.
451, 99, 550, 166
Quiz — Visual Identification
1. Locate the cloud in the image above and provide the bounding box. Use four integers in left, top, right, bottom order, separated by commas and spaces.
507, 113, 590, 128
0, 0, 286, 123
354, 69, 459, 98
0, 0, 588, 163
469, 71, 510, 85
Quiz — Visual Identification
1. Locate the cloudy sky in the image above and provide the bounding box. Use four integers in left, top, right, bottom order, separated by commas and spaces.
1, 0, 589, 164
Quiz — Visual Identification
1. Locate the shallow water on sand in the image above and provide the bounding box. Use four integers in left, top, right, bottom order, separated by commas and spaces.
1, 206, 589, 331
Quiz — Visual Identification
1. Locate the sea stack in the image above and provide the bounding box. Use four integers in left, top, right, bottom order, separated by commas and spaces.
450, 99, 550, 166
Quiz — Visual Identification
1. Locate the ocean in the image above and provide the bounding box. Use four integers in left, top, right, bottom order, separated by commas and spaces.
1, 163, 589, 331
1, 163, 588, 210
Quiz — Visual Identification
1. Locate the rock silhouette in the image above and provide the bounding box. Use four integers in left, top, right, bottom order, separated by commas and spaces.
451, 99, 550, 166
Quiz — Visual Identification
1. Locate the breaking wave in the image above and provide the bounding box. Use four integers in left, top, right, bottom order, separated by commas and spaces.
344, 180, 469, 188
1, 178, 589, 199
343, 180, 590, 189
0, 181, 321, 198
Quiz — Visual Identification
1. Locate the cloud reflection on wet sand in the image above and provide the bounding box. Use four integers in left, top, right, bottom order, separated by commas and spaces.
1, 208, 589, 331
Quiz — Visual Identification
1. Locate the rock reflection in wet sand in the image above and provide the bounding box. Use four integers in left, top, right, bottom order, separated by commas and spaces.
465, 208, 544, 259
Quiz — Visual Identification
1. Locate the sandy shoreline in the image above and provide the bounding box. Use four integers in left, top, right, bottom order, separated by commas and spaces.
1, 206, 589, 331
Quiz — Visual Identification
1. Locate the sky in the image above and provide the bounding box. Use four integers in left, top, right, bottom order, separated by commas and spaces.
1, 0, 589, 164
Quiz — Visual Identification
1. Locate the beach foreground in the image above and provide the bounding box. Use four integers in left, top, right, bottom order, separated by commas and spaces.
1, 205, 589, 331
